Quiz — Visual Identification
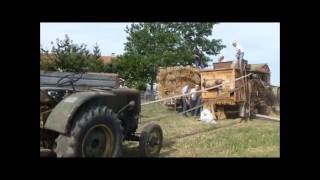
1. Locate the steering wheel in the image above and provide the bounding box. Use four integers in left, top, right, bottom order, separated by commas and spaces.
56, 73, 83, 90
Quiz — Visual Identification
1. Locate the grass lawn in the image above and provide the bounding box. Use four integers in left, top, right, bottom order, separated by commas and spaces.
122, 103, 280, 157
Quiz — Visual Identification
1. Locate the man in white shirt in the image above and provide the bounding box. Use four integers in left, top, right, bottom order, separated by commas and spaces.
190, 86, 197, 101
218, 55, 225, 62
190, 85, 201, 116
181, 84, 190, 117
232, 41, 244, 61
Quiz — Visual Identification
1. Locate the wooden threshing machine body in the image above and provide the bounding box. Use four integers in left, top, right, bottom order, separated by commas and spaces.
200, 60, 275, 119
200, 60, 249, 106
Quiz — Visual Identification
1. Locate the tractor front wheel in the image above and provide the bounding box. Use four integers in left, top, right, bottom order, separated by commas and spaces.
139, 123, 163, 157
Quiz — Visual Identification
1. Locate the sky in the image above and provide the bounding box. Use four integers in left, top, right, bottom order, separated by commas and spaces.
40, 22, 280, 86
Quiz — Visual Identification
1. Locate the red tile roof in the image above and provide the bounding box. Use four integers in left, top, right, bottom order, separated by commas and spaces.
40, 54, 116, 65
99, 56, 115, 65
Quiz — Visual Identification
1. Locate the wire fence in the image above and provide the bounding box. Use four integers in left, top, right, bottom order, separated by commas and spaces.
140, 90, 158, 103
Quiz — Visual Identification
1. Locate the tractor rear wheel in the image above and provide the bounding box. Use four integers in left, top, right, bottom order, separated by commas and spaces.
54, 106, 123, 157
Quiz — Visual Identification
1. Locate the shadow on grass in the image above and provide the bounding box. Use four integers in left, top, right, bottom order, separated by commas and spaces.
167, 120, 240, 141
122, 142, 140, 157
121, 138, 178, 157
122, 120, 241, 157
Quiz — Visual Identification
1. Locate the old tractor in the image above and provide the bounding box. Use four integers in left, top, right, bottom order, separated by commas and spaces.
40, 71, 163, 157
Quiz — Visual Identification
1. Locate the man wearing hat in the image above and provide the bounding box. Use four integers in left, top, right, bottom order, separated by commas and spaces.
232, 41, 244, 61
194, 48, 204, 69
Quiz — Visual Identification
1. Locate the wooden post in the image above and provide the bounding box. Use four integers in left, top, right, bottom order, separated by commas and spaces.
216, 106, 226, 120
211, 104, 217, 120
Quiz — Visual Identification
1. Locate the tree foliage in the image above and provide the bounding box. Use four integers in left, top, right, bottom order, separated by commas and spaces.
40, 35, 104, 73
87, 43, 104, 72
116, 23, 226, 90
40, 44, 57, 71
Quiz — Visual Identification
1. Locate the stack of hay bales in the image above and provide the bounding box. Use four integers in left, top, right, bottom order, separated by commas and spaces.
157, 66, 201, 103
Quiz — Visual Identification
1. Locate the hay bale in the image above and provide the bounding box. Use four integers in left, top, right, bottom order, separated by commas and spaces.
166, 74, 176, 81
157, 66, 201, 102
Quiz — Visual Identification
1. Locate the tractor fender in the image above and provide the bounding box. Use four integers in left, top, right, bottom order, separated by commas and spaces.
44, 91, 116, 135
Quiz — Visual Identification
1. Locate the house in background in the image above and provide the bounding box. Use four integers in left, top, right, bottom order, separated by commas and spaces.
98, 53, 117, 65
40, 53, 57, 63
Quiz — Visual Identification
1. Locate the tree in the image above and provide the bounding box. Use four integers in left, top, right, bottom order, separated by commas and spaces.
92, 43, 101, 59
167, 23, 225, 56
43, 35, 105, 73
103, 62, 118, 73
115, 53, 150, 89
51, 35, 90, 72
40, 44, 57, 71
87, 43, 104, 72
116, 23, 226, 91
